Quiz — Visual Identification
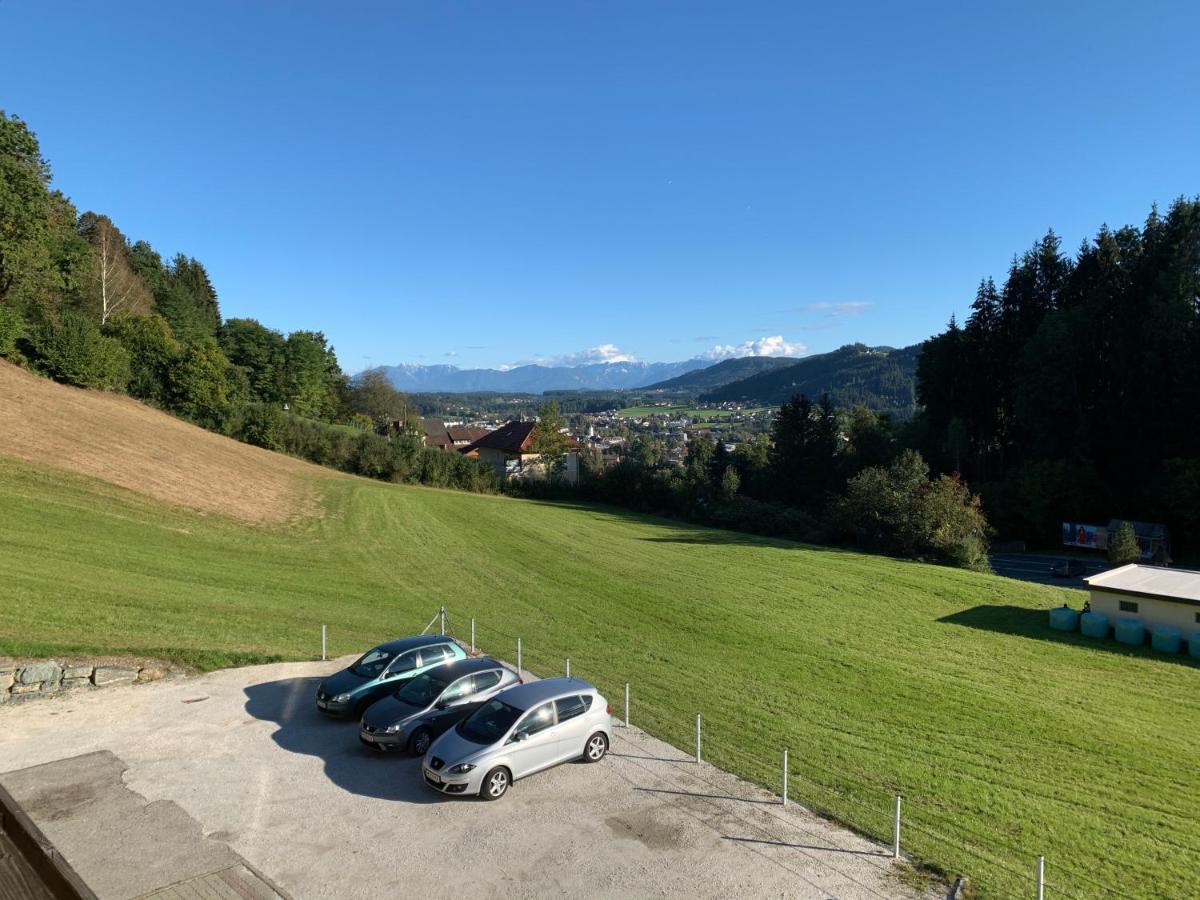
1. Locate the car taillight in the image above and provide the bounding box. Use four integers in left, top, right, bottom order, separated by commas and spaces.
606, 703, 611, 715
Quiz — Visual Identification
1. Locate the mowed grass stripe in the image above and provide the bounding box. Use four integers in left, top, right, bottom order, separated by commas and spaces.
0, 456, 1195, 898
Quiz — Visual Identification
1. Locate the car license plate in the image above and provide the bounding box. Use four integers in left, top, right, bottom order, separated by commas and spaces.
361, 733, 375, 742
426, 771, 442, 784
317, 700, 327, 709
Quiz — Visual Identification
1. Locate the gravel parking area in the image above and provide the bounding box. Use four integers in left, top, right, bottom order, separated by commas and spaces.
0, 658, 941, 899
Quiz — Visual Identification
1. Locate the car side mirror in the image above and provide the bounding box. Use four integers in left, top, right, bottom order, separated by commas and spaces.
514, 731, 529, 742
435, 701, 447, 710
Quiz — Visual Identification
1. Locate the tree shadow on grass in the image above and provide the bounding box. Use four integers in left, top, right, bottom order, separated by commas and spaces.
243, 676, 441, 803
939, 605, 1200, 667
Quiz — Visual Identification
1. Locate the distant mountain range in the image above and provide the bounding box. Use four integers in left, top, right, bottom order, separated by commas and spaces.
376, 344, 922, 413
641, 355, 802, 392
699, 344, 920, 417
376, 359, 710, 393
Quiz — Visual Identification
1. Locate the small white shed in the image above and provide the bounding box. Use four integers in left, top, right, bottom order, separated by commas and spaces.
1083, 564, 1200, 639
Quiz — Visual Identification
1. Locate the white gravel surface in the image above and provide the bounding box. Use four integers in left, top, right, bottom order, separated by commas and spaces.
0, 658, 943, 899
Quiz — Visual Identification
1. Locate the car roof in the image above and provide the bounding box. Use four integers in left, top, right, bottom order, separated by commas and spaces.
374, 635, 455, 654
430, 657, 508, 678
495, 677, 596, 710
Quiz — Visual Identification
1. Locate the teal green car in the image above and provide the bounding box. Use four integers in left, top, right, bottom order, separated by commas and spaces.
315, 635, 467, 719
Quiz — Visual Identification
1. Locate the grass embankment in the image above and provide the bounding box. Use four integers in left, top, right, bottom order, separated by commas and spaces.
1, 457, 1195, 898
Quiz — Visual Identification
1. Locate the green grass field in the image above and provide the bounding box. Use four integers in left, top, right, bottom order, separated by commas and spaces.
614, 404, 771, 419
2, 456, 1195, 898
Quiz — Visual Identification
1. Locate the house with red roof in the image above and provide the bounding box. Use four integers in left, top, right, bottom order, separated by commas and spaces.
459, 420, 580, 484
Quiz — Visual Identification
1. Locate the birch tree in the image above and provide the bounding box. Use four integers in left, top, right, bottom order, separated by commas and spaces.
78, 213, 152, 324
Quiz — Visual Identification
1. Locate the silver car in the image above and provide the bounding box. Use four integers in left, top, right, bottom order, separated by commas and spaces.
422, 677, 612, 800
359, 657, 519, 755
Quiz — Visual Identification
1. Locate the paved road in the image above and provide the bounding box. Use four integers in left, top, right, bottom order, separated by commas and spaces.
0, 659, 941, 900
989, 552, 1108, 589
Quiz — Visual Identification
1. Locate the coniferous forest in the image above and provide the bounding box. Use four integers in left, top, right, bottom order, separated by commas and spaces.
915, 202, 1200, 552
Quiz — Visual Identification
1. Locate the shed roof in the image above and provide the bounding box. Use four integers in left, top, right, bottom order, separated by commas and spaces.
1084, 564, 1200, 606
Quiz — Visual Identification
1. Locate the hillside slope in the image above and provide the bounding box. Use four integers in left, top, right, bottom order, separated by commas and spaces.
1, 372, 1195, 899
640, 355, 800, 392
700, 343, 920, 415
0, 361, 330, 523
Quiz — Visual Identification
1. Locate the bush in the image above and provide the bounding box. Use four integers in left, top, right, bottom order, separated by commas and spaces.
31, 309, 130, 390
353, 432, 397, 479
103, 314, 180, 405
829, 449, 990, 571
232, 402, 284, 451
0, 304, 25, 357
167, 339, 243, 429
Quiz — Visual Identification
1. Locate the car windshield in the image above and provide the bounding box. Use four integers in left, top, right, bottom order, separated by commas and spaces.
457, 699, 522, 744
350, 646, 393, 677
395, 671, 452, 706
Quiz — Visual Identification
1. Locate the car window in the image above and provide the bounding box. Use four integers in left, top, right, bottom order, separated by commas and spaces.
419, 645, 450, 667
459, 699, 522, 744
555, 695, 587, 722
516, 702, 555, 737
396, 670, 451, 705
386, 650, 418, 675
473, 670, 502, 693
351, 647, 393, 677
440, 675, 474, 702
581, 695, 594, 711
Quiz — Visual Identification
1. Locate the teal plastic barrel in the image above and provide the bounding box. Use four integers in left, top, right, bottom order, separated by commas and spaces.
1048, 606, 1079, 632
1190, 633, 1200, 659
1080, 612, 1109, 639
1151, 625, 1182, 654
1115, 619, 1145, 646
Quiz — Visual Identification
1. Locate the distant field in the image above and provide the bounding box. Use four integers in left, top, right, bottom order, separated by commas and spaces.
3, 462, 1197, 897
614, 405, 771, 419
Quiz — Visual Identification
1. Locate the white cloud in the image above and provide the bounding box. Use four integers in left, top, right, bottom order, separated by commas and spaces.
444, 350, 458, 357
508, 343, 639, 368
698, 335, 807, 361
799, 301, 875, 317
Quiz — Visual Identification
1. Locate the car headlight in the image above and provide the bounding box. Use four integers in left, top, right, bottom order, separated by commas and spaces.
332, 693, 351, 703
385, 724, 401, 734
449, 763, 476, 774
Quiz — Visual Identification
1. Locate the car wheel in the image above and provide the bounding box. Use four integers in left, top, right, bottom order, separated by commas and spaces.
583, 732, 608, 763
480, 767, 510, 801
409, 728, 433, 757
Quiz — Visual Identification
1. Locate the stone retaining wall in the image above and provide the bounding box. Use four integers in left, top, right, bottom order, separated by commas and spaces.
0, 659, 174, 705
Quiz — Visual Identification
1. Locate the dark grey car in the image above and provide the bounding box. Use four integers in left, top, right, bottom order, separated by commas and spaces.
359, 657, 520, 755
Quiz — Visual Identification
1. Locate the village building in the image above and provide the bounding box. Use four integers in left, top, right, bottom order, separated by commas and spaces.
459, 420, 580, 484
1083, 564, 1200, 639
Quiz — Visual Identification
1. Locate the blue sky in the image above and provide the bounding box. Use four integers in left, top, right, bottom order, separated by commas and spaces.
3, 2, 1197, 372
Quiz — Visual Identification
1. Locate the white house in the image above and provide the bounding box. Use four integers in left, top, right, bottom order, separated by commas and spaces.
1083, 564, 1200, 638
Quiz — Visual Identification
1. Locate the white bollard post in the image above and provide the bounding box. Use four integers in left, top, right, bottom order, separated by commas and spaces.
893, 794, 902, 860
470, 618, 475, 654
321, 625, 327, 662
624, 682, 630, 728
1037, 856, 1045, 900
439, 607, 445, 636
565, 658, 570, 677
695, 713, 702, 764
517, 637, 522, 680
782, 750, 788, 806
